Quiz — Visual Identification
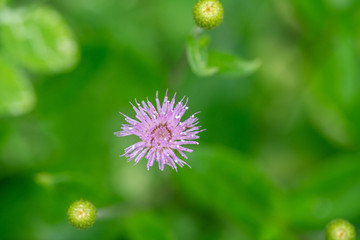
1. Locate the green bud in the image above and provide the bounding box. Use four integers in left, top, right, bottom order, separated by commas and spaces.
193, 0, 224, 30
67, 199, 97, 229
326, 219, 356, 240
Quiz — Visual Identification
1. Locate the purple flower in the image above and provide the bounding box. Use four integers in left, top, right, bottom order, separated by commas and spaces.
114, 91, 203, 171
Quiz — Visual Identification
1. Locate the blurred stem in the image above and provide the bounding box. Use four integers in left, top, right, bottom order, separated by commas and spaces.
34, 172, 71, 188
167, 50, 187, 90
167, 26, 204, 89
97, 203, 149, 220
193, 26, 204, 37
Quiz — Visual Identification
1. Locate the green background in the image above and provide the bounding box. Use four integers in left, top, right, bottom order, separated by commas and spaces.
1, 0, 360, 239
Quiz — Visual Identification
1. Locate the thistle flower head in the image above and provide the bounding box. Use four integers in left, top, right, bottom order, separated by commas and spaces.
114, 91, 203, 171
193, 0, 224, 30
67, 200, 97, 229
326, 219, 356, 240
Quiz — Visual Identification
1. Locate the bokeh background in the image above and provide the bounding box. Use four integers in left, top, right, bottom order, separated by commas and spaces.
1, 0, 360, 239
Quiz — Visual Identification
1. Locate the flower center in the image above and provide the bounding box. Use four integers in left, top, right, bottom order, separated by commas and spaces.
202, 3, 215, 16
335, 229, 347, 239
150, 123, 172, 146
76, 208, 86, 218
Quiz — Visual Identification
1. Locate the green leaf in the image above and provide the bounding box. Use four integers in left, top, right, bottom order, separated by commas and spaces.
208, 51, 261, 77
287, 155, 360, 228
0, 6, 79, 73
331, 33, 358, 105
186, 34, 261, 78
173, 145, 287, 238
0, 56, 35, 117
186, 34, 218, 77
305, 89, 354, 147
124, 212, 173, 240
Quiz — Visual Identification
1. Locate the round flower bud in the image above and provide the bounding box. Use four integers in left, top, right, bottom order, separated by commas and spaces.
326, 219, 356, 240
193, 0, 224, 30
67, 199, 97, 229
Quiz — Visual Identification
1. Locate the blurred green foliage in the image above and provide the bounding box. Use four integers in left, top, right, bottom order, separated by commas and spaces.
0, 1, 78, 117
1, 0, 360, 239
0, 56, 35, 116
1, 5, 78, 73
